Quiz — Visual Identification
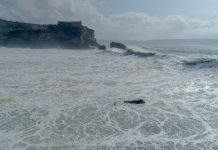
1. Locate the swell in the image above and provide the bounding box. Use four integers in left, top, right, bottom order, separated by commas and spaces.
106, 45, 218, 70
124, 49, 156, 58
107, 46, 156, 58
182, 58, 218, 69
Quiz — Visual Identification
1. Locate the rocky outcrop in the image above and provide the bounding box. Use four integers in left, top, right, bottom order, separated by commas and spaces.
124, 99, 145, 104
124, 49, 155, 58
110, 42, 126, 49
0, 19, 100, 49
97, 44, 106, 50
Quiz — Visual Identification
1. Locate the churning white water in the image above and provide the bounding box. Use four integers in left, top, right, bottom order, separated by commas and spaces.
0, 40, 218, 149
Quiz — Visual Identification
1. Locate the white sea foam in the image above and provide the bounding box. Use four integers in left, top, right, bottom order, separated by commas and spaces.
109, 47, 126, 54
0, 45, 218, 149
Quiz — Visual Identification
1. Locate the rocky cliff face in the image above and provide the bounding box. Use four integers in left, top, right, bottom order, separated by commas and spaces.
0, 19, 98, 49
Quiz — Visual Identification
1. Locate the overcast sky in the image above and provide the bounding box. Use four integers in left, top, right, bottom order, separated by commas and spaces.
1, 0, 218, 40
95, 0, 218, 18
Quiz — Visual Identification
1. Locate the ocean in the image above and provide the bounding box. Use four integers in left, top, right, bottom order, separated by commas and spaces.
0, 39, 218, 149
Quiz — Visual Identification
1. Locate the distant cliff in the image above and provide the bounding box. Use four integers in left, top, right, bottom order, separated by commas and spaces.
0, 19, 99, 49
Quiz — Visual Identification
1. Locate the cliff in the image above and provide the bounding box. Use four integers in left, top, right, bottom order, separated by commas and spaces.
0, 19, 98, 49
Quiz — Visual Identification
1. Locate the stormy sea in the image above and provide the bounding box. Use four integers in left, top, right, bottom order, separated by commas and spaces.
0, 39, 218, 150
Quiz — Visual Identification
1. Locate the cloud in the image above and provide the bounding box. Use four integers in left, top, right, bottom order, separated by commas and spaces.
0, 0, 112, 39
108, 13, 218, 40
1, 0, 218, 40
0, 0, 99, 24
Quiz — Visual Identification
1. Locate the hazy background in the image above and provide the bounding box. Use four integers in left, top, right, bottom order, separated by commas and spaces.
0, 0, 218, 40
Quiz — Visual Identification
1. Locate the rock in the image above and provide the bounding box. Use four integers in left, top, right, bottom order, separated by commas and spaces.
110, 41, 126, 49
125, 49, 156, 58
0, 19, 99, 49
97, 44, 106, 50
124, 99, 145, 104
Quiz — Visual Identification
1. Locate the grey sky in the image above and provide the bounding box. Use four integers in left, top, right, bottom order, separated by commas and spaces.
94, 0, 218, 18
1, 0, 218, 40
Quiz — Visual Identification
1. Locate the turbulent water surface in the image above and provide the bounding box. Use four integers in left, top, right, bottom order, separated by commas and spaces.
1, 40, 218, 150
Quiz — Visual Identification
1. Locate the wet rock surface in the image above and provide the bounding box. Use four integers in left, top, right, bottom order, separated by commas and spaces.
110, 41, 126, 49
124, 99, 145, 104
125, 49, 156, 58
97, 44, 106, 50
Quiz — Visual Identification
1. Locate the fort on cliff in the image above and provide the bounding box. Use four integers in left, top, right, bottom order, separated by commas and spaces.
0, 19, 98, 49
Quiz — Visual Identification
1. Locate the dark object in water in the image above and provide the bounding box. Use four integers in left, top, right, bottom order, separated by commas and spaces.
124, 99, 145, 104
124, 49, 155, 58
182, 58, 218, 69
110, 42, 126, 49
97, 44, 106, 50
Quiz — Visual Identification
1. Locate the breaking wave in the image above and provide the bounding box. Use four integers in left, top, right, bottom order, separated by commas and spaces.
107, 46, 156, 58
182, 58, 218, 69
124, 49, 155, 58
1, 40, 218, 149
106, 44, 218, 71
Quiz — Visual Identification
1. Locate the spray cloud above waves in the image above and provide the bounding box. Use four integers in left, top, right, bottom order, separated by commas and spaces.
1, 0, 218, 40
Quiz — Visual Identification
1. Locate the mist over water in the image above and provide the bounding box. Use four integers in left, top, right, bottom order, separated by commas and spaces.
0, 39, 218, 149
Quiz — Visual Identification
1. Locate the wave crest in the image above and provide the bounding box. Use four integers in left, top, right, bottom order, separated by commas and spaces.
182, 58, 218, 69
124, 49, 156, 58
107, 45, 156, 58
